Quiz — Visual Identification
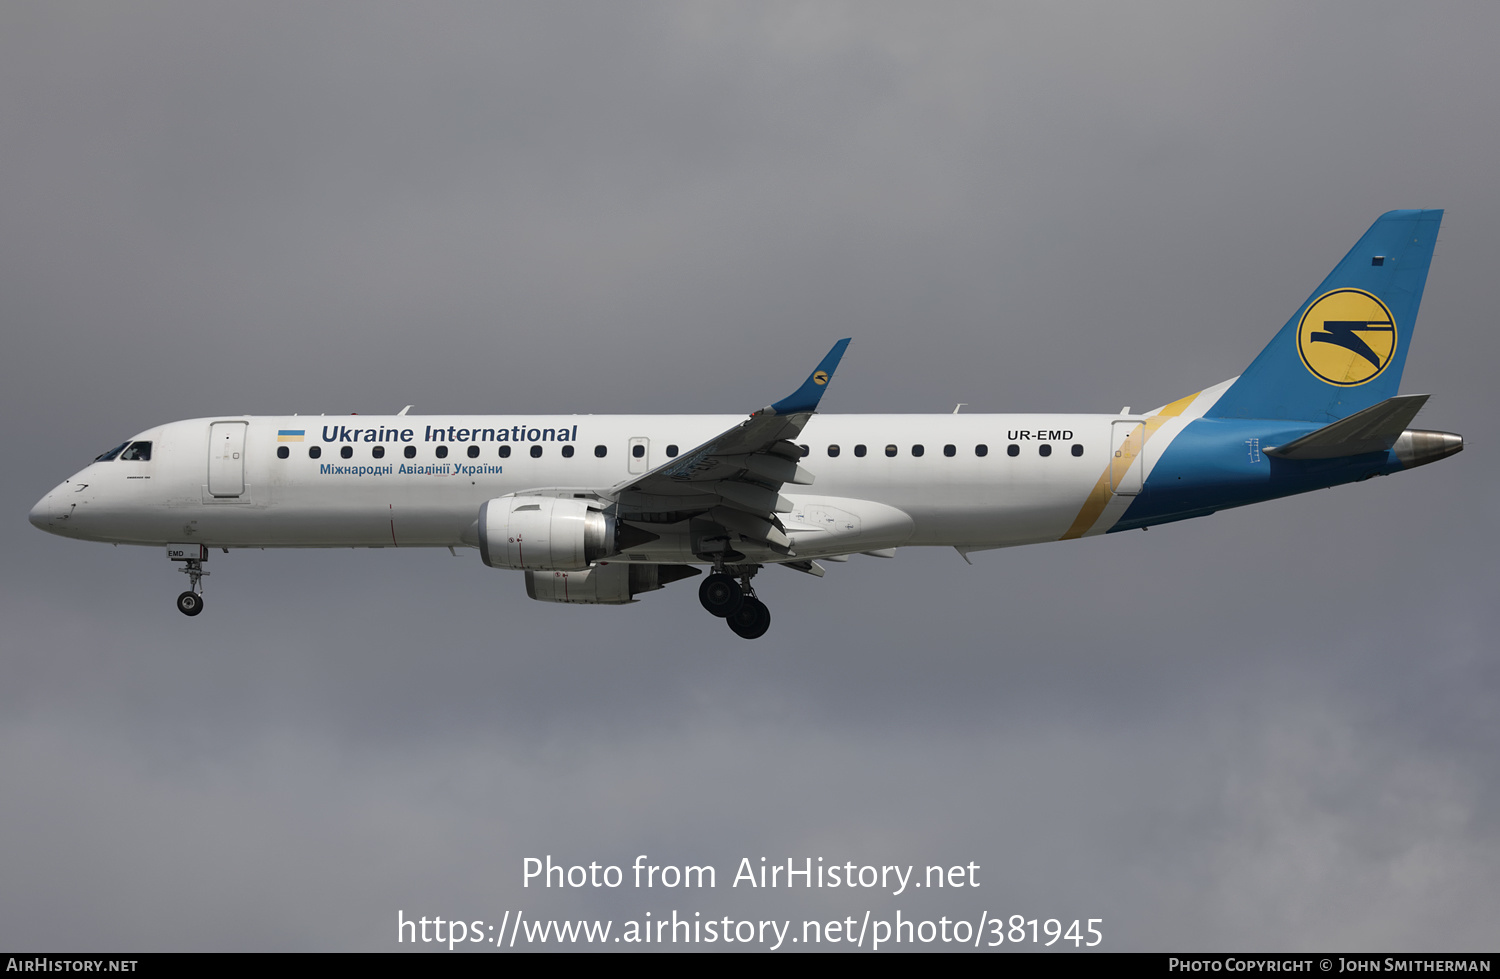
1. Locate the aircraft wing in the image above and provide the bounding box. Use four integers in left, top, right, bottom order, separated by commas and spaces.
601, 339, 851, 551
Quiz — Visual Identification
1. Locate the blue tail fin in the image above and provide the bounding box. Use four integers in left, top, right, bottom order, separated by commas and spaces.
1206, 209, 1442, 422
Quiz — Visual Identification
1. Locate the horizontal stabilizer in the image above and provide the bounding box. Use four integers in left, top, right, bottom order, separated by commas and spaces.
1265, 394, 1428, 460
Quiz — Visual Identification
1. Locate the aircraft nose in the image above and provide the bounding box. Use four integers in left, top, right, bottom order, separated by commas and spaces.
29, 486, 69, 534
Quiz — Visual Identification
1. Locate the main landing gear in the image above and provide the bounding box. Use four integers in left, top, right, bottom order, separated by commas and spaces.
698, 565, 771, 640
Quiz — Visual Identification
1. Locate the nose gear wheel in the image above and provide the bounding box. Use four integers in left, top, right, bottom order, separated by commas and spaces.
174, 556, 209, 616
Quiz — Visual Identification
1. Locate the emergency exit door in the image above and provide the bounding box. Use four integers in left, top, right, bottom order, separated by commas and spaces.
627, 437, 650, 475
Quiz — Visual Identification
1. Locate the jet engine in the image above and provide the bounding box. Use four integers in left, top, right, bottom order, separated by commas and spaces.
525, 563, 701, 604
478, 496, 613, 571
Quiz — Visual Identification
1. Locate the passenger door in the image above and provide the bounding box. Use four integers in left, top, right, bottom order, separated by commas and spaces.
1109, 419, 1145, 496
207, 421, 247, 498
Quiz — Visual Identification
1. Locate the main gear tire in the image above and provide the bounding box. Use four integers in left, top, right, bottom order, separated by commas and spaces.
698, 573, 744, 618
726, 596, 771, 639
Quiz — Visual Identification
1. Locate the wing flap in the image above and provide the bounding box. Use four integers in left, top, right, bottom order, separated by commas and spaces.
734, 452, 814, 485
710, 507, 792, 550
715, 480, 793, 514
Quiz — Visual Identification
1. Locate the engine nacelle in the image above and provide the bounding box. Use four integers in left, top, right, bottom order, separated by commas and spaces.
524, 563, 701, 605
478, 496, 613, 571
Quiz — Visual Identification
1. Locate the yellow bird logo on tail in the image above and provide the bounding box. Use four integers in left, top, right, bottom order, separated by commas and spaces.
1296, 289, 1397, 386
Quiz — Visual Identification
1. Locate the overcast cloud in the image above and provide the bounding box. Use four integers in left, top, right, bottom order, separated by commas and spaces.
1, 1, 1495, 951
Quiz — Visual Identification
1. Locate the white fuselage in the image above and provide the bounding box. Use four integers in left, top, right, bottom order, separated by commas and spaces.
30, 405, 1183, 562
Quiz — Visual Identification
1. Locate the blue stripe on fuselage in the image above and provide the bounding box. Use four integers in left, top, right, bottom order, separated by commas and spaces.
1110, 417, 1405, 532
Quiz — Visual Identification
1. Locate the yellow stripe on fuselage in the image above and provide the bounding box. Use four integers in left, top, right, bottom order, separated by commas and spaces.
1059, 390, 1200, 540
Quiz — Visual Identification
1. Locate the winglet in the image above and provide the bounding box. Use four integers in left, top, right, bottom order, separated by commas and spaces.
765, 339, 851, 416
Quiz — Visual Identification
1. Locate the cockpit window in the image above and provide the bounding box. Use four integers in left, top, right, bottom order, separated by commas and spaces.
119, 441, 152, 461
94, 442, 129, 462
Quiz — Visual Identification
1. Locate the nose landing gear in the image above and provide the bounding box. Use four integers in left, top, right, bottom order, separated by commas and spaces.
176, 589, 204, 616
168, 544, 209, 617
698, 563, 771, 639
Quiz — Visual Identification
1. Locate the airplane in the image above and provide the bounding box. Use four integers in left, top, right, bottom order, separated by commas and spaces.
29, 210, 1463, 639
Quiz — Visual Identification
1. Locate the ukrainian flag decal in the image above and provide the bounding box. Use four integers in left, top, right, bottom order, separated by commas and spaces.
278, 429, 306, 442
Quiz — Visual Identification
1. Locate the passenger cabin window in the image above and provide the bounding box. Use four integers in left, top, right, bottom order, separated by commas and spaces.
119, 441, 152, 461
828, 445, 840, 457
912, 444, 925, 457
885, 444, 897, 457
562, 445, 575, 458
436, 446, 448, 459
277, 446, 289, 459
976, 444, 988, 457
405, 446, 416, 459
666, 444, 679, 458
341, 446, 353, 459
94, 442, 129, 462
373, 446, 385, 459
530, 445, 543, 458
632, 444, 645, 458
309, 446, 322, 459
798, 444, 810, 457
1007, 444, 1019, 457
467, 445, 479, 458
854, 444, 867, 457
1039, 444, 1052, 457
1072, 444, 1084, 457
943, 444, 956, 457
594, 445, 607, 458
499, 445, 511, 458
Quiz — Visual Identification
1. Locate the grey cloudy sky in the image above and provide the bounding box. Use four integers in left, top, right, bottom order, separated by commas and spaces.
2, 2, 1496, 951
